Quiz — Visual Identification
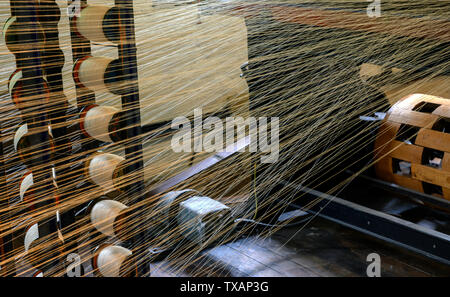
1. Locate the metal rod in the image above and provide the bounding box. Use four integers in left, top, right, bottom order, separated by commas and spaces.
283, 181, 450, 265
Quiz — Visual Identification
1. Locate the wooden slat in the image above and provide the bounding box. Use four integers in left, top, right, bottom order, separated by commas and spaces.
442, 187, 450, 201
391, 174, 424, 192
441, 153, 450, 203
411, 164, 450, 188
389, 94, 449, 113
415, 94, 450, 106
390, 94, 429, 110
388, 140, 423, 163
416, 129, 450, 152
441, 152, 450, 170
388, 110, 438, 128
374, 122, 400, 157
374, 157, 394, 183
433, 105, 450, 118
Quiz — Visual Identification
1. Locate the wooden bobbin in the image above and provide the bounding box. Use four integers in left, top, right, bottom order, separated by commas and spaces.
19, 171, 59, 211
23, 221, 65, 271
74, 5, 121, 44
90, 199, 128, 238
92, 245, 134, 277
80, 105, 123, 142
2, 16, 46, 54
14, 124, 30, 160
73, 56, 129, 94
24, 222, 39, 253
14, 123, 55, 163
20, 171, 35, 206
91, 190, 200, 243
374, 93, 450, 202
85, 153, 126, 192
8, 70, 50, 113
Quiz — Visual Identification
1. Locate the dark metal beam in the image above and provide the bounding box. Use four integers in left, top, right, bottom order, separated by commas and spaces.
283, 181, 450, 265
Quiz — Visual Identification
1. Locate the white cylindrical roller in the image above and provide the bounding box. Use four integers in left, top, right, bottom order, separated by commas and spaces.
2, 16, 45, 54
95, 245, 132, 277
86, 153, 125, 191
19, 171, 58, 209
24, 228, 64, 270
8, 69, 22, 99
90, 199, 128, 237
20, 171, 34, 203
76, 56, 112, 92
74, 56, 127, 94
2, 17, 16, 52
14, 124, 55, 163
14, 123, 28, 154
8, 70, 50, 111
81, 105, 121, 142
158, 189, 198, 219
75, 6, 120, 44
24, 223, 39, 252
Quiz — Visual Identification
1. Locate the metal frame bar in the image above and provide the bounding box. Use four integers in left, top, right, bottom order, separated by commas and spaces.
353, 172, 450, 211
113, 0, 148, 276
282, 181, 450, 265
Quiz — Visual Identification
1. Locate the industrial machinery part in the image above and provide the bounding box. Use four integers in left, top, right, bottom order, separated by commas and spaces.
375, 94, 450, 204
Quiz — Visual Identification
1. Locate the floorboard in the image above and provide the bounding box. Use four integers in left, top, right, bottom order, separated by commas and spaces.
150, 217, 450, 277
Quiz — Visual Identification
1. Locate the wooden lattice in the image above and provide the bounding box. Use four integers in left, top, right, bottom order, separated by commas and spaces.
374, 93, 450, 201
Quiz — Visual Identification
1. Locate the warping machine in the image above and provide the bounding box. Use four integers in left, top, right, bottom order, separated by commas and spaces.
0, 0, 449, 277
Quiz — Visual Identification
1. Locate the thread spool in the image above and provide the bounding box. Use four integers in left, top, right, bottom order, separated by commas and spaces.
2, 16, 46, 54
85, 153, 126, 192
19, 171, 59, 211
14, 123, 55, 162
19, 171, 35, 207
90, 199, 129, 239
73, 56, 129, 94
92, 245, 134, 277
8, 70, 50, 113
24, 223, 39, 253
23, 222, 64, 270
74, 5, 121, 44
79, 105, 124, 142
157, 190, 198, 228
89, 191, 200, 241
14, 124, 29, 160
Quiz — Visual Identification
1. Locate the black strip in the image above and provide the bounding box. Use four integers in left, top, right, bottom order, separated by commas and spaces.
285, 182, 450, 265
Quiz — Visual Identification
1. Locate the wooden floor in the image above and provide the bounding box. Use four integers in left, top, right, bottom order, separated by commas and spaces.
151, 217, 450, 277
